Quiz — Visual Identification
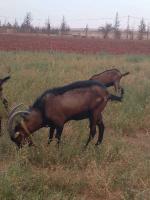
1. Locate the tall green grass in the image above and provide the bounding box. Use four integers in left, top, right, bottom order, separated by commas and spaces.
0, 52, 150, 200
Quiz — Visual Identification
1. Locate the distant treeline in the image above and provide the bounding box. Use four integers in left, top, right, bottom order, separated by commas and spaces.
0, 13, 70, 35
0, 12, 149, 40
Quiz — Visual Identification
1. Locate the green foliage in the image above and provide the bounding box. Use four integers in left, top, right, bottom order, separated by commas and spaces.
126, 55, 144, 63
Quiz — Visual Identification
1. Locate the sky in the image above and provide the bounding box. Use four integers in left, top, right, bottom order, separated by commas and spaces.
0, 0, 150, 29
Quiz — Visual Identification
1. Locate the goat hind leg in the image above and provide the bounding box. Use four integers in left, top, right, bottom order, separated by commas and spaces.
95, 120, 105, 146
48, 127, 55, 144
55, 126, 64, 147
85, 118, 96, 147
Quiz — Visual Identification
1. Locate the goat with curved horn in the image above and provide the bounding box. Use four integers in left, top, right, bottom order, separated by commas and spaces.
9, 80, 123, 148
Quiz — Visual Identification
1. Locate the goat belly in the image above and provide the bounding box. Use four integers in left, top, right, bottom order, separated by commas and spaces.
67, 111, 89, 121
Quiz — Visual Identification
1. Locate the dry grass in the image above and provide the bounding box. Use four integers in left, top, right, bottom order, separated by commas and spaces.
0, 52, 150, 200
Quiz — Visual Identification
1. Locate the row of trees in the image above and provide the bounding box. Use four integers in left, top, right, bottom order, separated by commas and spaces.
0, 12, 149, 40
97, 13, 149, 40
0, 13, 70, 35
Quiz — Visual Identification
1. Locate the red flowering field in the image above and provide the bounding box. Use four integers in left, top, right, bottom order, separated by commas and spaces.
1, 33, 150, 54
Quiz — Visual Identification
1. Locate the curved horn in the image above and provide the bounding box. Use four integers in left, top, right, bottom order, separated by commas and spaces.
8, 111, 30, 138
8, 104, 26, 118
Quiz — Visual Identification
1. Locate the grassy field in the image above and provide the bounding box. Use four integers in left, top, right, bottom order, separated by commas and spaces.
0, 51, 150, 200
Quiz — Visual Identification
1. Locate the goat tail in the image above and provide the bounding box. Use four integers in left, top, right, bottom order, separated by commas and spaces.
108, 88, 124, 102
1, 76, 11, 85
121, 72, 130, 77
108, 94, 122, 102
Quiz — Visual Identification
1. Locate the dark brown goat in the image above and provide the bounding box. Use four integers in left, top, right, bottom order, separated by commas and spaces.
0, 76, 10, 135
8, 80, 122, 148
90, 68, 129, 96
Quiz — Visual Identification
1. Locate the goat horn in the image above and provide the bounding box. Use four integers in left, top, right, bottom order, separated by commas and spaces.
8, 104, 26, 118
8, 111, 30, 138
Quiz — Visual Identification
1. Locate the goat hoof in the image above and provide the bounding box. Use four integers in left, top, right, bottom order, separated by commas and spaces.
48, 139, 52, 144
95, 142, 100, 146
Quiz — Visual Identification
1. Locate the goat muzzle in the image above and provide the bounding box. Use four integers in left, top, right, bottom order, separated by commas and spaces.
8, 110, 30, 139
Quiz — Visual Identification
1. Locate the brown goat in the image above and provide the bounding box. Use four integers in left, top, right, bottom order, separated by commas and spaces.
0, 76, 10, 135
8, 80, 122, 148
90, 68, 129, 96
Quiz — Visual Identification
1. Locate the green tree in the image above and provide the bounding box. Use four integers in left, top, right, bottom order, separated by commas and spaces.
138, 18, 146, 40
99, 23, 113, 39
46, 18, 51, 35
13, 19, 19, 31
21, 12, 32, 32
60, 16, 70, 35
113, 12, 121, 39
85, 24, 88, 37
